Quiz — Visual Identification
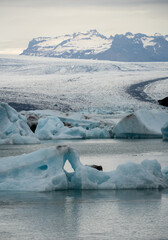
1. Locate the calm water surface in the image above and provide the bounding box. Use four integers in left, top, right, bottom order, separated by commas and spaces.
0, 139, 167, 170
0, 190, 168, 240
0, 139, 168, 240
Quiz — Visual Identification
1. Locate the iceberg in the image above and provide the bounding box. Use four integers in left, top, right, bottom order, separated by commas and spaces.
0, 102, 39, 144
35, 116, 65, 140
34, 113, 112, 140
112, 109, 168, 139
161, 122, 168, 140
0, 145, 168, 191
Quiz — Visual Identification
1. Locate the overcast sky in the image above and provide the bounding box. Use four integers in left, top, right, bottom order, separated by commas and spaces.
0, 0, 168, 54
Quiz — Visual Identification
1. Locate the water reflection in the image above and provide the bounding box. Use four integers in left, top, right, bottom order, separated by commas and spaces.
0, 190, 168, 240
1, 189, 166, 203
0, 139, 168, 239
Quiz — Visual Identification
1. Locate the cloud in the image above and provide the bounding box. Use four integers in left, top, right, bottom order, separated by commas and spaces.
1, 0, 168, 8
0, 0, 167, 54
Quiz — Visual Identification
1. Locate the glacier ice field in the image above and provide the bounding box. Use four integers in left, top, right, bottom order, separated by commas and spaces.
0, 55, 168, 112
0, 55, 168, 192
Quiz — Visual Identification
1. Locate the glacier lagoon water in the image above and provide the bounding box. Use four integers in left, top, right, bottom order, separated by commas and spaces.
0, 189, 168, 240
0, 139, 168, 239
0, 139, 167, 171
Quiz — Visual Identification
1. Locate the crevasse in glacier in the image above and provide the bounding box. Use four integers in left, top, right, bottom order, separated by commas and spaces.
0, 145, 168, 191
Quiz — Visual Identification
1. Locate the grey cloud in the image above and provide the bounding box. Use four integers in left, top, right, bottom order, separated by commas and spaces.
1, 0, 168, 8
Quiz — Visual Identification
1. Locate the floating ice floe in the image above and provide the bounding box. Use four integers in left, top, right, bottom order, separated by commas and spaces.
25, 110, 113, 140
0, 145, 168, 191
161, 122, 168, 141
112, 109, 168, 139
35, 118, 111, 139
0, 102, 39, 144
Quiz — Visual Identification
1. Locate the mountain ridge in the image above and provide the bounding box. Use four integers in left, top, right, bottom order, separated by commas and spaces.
21, 30, 168, 62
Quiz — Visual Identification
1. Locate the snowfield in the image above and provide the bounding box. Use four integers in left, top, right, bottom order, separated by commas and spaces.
21, 30, 168, 61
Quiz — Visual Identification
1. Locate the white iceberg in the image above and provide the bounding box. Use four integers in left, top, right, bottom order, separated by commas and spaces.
35, 116, 65, 140
161, 122, 168, 141
0, 145, 168, 191
112, 109, 168, 139
0, 102, 39, 144
34, 112, 112, 140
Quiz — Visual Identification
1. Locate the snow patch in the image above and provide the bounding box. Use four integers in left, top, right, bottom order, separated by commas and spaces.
141, 37, 156, 48
125, 32, 134, 39
35, 30, 112, 55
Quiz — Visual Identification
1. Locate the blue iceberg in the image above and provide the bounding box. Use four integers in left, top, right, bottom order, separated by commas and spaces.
112, 109, 168, 139
0, 145, 168, 191
161, 122, 168, 141
0, 102, 39, 144
34, 113, 111, 140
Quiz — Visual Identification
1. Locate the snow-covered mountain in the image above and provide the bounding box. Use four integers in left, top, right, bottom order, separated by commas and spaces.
21, 30, 168, 62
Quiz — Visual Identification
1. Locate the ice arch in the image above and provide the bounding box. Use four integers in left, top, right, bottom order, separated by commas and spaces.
0, 145, 82, 191
0, 145, 168, 191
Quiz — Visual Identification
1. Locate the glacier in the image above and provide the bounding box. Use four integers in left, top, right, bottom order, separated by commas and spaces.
113, 109, 168, 139
0, 102, 39, 144
0, 145, 168, 191
1, 55, 168, 113
0, 55, 168, 142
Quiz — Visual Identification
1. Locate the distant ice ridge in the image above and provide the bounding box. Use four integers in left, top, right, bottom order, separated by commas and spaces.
21, 30, 168, 62
113, 109, 168, 139
0, 145, 168, 191
0, 102, 39, 144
